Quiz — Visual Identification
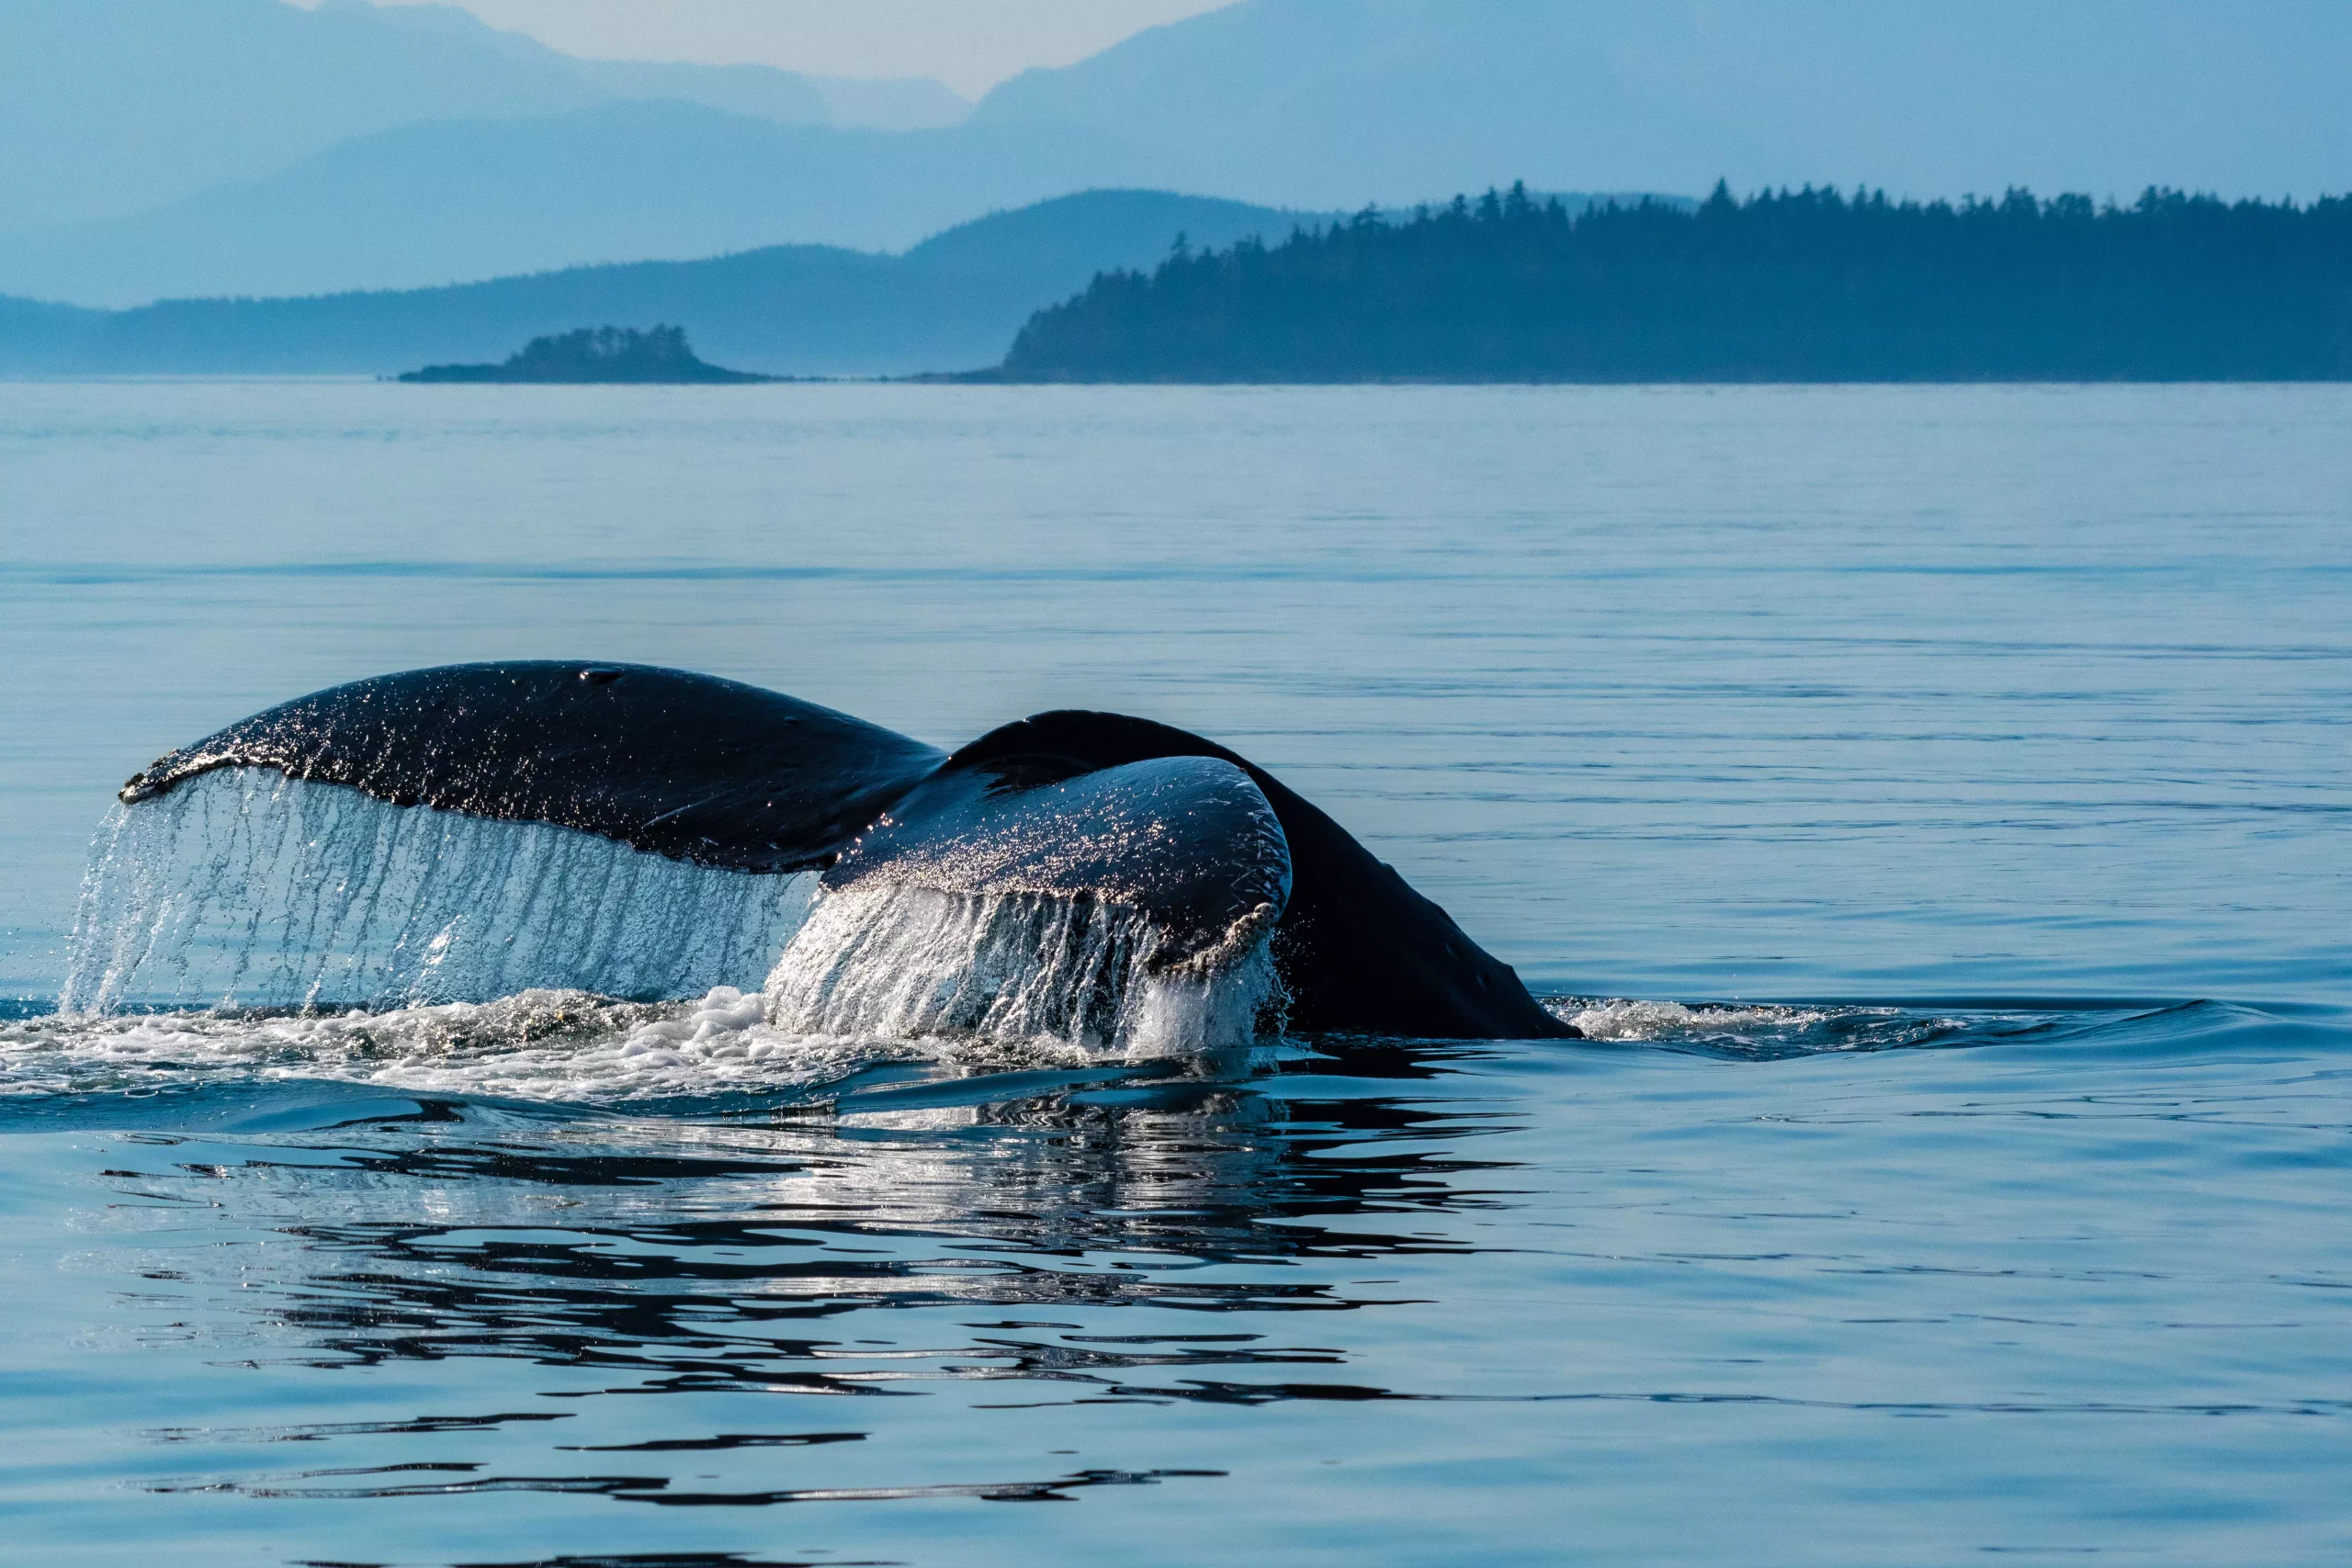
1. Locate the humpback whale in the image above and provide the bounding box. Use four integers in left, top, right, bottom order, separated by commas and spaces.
119, 662, 1573, 1041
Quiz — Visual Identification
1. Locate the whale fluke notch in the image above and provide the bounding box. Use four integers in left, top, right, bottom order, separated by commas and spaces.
118, 665, 1575, 1041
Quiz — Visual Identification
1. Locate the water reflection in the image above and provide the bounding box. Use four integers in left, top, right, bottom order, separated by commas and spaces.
87, 1055, 1513, 1517
52, 1000, 2173, 1546
175, 1459, 1227, 1506
302, 1557, 899, 1568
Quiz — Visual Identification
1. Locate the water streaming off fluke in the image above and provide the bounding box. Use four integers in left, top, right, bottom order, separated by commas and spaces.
62, 770, 812, 1015
766, 881, 1281, 1056
55, 769, 1283, 1075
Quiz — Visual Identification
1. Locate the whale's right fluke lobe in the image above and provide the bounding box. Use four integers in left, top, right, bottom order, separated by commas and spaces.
943, 712, 1574, 1040
831, 751, 1293, 974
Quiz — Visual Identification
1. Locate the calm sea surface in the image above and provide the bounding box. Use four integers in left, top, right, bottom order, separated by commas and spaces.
1, 382, 2347, 1564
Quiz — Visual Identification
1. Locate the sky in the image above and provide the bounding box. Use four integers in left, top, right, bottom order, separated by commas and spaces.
334, 0, 1238, 96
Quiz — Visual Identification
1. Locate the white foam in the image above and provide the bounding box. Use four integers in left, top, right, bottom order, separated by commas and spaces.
0, 987, 913, 1102
1559, 998, 1830, 1041
1554, 997, 1963, 1058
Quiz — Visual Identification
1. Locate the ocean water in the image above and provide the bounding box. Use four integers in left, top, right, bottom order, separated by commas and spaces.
1, 381, 2347, 1565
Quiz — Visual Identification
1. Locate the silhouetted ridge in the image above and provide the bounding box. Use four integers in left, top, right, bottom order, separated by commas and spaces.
996, 184, 2352, 382
0, 191, 1310, 378
400, 324, 774, 384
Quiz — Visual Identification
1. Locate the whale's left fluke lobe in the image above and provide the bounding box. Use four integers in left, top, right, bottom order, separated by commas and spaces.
116, 662, 1574, 1041
119, 661, 947, 874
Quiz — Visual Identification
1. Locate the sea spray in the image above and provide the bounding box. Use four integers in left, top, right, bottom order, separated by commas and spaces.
61, 769, 812, 1013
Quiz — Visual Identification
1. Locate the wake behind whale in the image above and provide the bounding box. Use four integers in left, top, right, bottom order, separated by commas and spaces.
69, 662, 1566, 1055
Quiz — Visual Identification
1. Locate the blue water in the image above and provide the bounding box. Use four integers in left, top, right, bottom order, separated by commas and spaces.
1, 382, 2347, 1564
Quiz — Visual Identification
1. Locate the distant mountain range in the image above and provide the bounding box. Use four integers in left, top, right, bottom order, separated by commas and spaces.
0, 0, 964, 233
0, 192, 1335, 378
977, 0, 2352, 204
0, 104, 1162, 307
1, 0, 2346, 309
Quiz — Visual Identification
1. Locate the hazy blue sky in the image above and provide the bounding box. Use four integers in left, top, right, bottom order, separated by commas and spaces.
298, 0, 1236, 94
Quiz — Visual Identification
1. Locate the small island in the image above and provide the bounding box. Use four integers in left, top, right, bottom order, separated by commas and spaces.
399, 324, 775, 383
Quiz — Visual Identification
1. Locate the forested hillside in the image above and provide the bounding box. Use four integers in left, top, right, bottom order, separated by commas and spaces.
1000, 186, 2352, 382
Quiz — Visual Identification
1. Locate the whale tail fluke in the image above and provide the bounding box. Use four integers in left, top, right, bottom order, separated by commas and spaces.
112, 665, 1571, 1041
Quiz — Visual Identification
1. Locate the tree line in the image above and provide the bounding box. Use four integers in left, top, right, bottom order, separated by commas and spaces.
997, 185, 2352, 381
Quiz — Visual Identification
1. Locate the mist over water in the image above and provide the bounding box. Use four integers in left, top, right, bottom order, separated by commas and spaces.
2, 383, 2347, 1565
